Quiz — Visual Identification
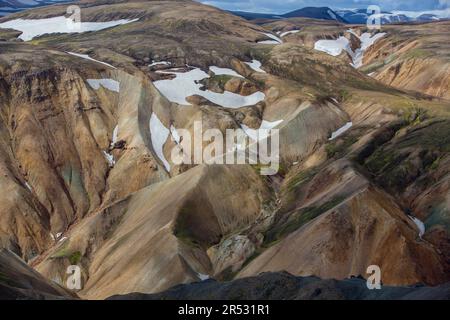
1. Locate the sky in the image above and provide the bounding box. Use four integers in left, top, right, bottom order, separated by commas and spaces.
197, 0, 450, 13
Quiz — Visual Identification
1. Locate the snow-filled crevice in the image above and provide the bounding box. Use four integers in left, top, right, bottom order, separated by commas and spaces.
87, 79, 120, 92
103, 125, 119, 168
280, 30, 300, 37
314, 30, 386, 69
149, 61, 171, 67
409, 215, 426, 238
67, 52, 117, 69
329, 122, 353, 140
245, 59, 266, 73
258, 32, 283, 44
149, 113, 171, 172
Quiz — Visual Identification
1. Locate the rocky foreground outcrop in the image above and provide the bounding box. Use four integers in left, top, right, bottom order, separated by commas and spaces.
108, 272, 450, 300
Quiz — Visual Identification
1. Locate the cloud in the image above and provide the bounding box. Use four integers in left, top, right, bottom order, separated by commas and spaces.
197, 0, 450, 13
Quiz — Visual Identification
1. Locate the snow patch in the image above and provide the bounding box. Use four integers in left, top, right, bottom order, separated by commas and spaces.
87, 79, 120, 92
244, 59, 266, 73
24, 181, 32, 191
0, 16, 139, 41
329, 122, 353, 140
170, 125, 181, 144
102, 125, 119, 168
262, 32, 282, 43
209, 66, 243, 78
314, 36, 351, 57
149, 61, 171, 67
102, 151, 115, 167
351, 32, 386, 68
280, 30, 300, 37
67, 52, 116, 69
153, 68, 265, 108
112, 125, 119, 147
314, 31, 386, 69
409, 216, 426, 238
149, 113, 171, 172
258, 32, 282, 44
197, 273, 210, 281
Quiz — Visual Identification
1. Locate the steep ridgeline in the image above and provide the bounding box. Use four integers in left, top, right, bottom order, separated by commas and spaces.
0, 249, 76, 299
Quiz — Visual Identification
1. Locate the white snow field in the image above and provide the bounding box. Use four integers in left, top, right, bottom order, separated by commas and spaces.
409, 216, 426, 238
314, 36, 351, 57
242, 119, 283, 141
153, 68, 265, 108
329, 122, 353, 140
209, 66, 243, 78
149, 113, 171, 172
314, 30, 386, 68
67, 52, 117, 69
102, 125, 119, 167
87, 79, 120, 92
245, 60, 266, 73
0, 16, 139, 41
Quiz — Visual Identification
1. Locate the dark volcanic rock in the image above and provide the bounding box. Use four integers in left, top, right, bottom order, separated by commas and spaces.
107, 272, 450, 300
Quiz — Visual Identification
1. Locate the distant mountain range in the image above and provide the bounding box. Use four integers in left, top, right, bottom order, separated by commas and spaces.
231, 7, 346, 22
336, 8, 450, 24
0, 0, 69, 16
231, 6, 450, 24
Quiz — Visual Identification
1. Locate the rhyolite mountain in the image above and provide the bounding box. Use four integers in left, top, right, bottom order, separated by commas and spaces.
0, 0, 449, 300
